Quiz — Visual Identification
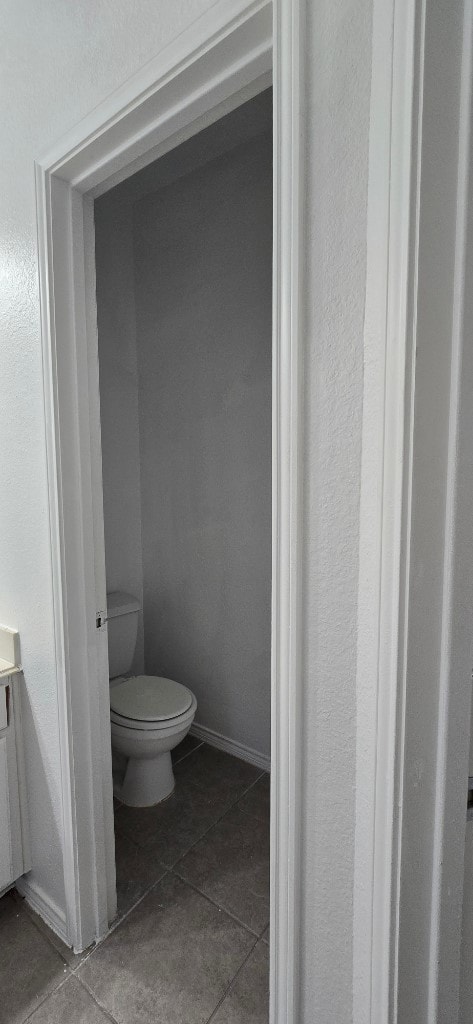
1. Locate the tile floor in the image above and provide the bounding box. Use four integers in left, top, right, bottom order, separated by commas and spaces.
1, 739, 270, 1024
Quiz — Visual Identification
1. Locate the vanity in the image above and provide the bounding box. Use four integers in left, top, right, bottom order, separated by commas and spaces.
0, 626, 30, 894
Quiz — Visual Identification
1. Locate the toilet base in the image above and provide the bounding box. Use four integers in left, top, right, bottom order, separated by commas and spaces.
119, 749, 175, 807
110, 690, 197, 806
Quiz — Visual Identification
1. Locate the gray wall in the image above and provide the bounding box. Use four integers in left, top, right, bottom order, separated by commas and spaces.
95, 195, 144, 674
133, 133, 272, 757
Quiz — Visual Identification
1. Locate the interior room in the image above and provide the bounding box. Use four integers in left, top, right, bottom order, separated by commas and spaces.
94, 89, 272, 1021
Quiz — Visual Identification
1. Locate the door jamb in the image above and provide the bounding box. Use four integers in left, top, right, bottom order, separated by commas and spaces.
356, 1, 473, 1021
34, 1, 303, 1021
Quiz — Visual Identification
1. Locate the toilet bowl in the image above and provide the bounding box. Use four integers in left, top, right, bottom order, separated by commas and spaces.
106, 592, 197, 807
110, 675, 197, 805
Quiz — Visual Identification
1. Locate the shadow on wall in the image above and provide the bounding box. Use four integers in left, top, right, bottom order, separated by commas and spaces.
96, 96, 273, 762
134, 132, 272, 761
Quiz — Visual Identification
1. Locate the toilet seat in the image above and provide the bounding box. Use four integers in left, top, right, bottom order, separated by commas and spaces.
110, 674, 193, 726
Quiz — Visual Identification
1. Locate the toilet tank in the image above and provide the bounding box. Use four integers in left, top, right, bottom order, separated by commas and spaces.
106, 591, 140, 679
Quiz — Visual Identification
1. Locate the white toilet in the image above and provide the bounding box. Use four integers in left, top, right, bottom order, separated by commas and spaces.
107, 591, 197, 807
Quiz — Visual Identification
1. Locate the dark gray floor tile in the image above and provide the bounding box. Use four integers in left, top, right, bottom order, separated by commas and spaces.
114, 831, 166, 918
11, 891, 92, 969
174, 744, 261, 803
261, 925, 269, 945
0, 891, 68, 1023
175, 804, 270, 934
236, 773, 270, 822
27, 976, 112, 1023
114, 775, 235, 866
78, 873, 254, 1024
210, 941, 269, 1024
171, 733, 203, 764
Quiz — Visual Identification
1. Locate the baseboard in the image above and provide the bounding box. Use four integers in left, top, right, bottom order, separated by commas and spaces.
16, 875, 69, 946
190, 722, 270, 772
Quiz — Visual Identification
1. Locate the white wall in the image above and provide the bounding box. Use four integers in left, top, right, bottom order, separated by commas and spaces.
300, 1, 373, 1018
95, 195, 144, 674
134, 132, 272, 758
0, 1, 374, 1018
0, 0, 219, 939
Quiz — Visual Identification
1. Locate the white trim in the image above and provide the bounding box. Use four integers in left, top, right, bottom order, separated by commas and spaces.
386, 3, 473, 1020
16, 877, 69, 946
35, 166, 86, 952
35, 1, 303, 1020
430, 6, 473, 1017
354, 0, 420, 1019
270, 2, 303, 1023
356, 1, 473, 1020
42, 0, 273, 194
190, 723, 271, 772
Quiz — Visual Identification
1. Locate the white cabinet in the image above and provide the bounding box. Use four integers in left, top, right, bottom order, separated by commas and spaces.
0, 673, 30, 893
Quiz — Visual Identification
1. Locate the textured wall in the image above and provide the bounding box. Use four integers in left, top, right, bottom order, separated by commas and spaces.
0, 1, 374, 1018
134, 133, 272, 757
95, 194, 145, 675
0, 0, 213, 930
300, 1, 373, 1018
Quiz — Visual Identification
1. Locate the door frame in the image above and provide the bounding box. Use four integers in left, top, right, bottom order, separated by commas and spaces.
32, 0, 449, 1019
393, 3, 473, 1021
34, 0, 302, 1019
358, 1, 473, 1021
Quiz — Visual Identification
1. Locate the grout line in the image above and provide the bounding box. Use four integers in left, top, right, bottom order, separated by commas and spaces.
18, 909, 68, 964
115, 769, 267, 872
77, 975, 121, 1023
172, 740, 204, 765
11, 891, 73, 971
74, 865, 262, 975
205, 932, 261, 1024
82, 753, 269, 970
233, 804, 271, 826
170, 869, 263, 939
76, 876, 263, 1024
164, 774, 268, 871
70, 869, 171, 972
22, 971, 72, 1023
13, 753, 270, 1024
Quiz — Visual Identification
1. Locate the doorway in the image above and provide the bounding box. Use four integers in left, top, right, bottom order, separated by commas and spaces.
95, 91, 273, 778
34, 3, 303, 1022
87, 92, 273, 1018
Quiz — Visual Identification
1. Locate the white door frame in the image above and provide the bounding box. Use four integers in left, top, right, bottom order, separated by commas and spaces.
393, 3, 473, 1021
35, 0, 304, 1020
358, 1, 473, 1021
34, 0, 465, 1019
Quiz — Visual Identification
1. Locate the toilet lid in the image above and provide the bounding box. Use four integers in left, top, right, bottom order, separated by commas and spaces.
110, 675, 193, 722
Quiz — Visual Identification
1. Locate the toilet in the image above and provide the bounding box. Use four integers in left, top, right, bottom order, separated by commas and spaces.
107, 591, 197, 807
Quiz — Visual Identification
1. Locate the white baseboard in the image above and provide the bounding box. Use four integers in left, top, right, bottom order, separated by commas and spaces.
190, 722, 270, 773
16, 875, 69, 946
